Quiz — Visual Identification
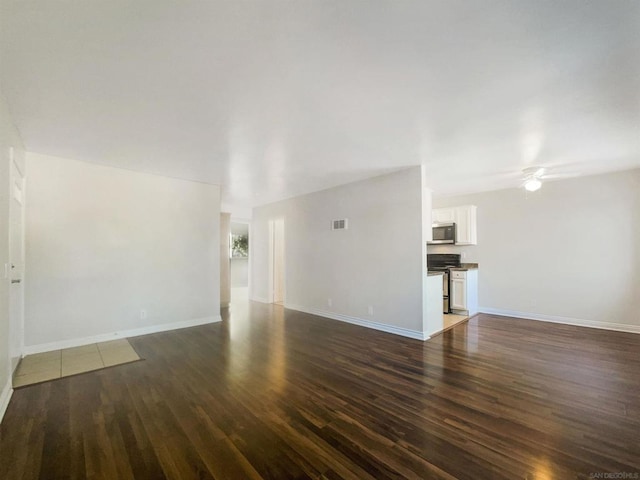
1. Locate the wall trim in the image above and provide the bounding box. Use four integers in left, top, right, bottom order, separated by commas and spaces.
285, 303, 428, 341
23, 315, 222, 355
0, 377, 13, 425
479, 307, 640, 334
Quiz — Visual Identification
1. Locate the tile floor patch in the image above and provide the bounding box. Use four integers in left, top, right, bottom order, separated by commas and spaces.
97, 339, 130, 351
61, 352, 104, 377
13, 368, 60, 388
15, 354, 61, 376
23, 350, 61, 363
100, 345, 139, 367
61, 344, 99, 358
443, 313, 470, 330
13, 339, 141, 388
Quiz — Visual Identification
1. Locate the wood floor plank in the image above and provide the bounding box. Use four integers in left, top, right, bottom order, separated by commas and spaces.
1, 304, 639, 479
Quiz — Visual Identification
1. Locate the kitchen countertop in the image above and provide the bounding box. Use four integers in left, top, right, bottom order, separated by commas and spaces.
427, 271, 445, 276
449, 263, 479, 271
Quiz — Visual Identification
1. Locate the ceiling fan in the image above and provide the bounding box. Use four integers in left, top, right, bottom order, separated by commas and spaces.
492, 162, 591, 192
522, 166, 546, 192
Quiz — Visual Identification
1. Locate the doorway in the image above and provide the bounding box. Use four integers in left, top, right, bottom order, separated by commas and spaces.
269, 218, 285, 305
230, 220, 250, 303
9, 151, 25, 372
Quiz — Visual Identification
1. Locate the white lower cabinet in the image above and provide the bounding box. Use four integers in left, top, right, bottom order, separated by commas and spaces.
449, 270, 478, 315
450, 278, 467, 311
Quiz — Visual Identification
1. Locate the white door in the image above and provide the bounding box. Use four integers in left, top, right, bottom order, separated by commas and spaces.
9, 156, 25, 371
450, 278, 466, 310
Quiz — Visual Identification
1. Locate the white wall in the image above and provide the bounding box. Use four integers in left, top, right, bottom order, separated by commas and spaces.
24, 153, 221, 350
430, 169, 640, 332
0, 92, 26, 416
252, 167, 428, 338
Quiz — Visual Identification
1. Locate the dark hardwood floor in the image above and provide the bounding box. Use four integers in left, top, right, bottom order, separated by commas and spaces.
1, 301, 639, 479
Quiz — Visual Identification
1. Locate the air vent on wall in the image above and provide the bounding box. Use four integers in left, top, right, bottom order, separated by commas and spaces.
332, 219, 348, 230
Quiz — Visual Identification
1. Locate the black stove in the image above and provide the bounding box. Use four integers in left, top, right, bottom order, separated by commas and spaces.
427, 253, 461, 271
427, 254, 461, 314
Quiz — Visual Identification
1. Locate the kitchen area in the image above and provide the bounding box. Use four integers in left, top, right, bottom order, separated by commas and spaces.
424, 204, 479, 337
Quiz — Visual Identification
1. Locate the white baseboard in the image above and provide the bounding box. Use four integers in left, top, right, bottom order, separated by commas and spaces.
23, 315, 222, 356
285, 303, 427, 340
479, 307, 640, 334
0, 377, 13, 425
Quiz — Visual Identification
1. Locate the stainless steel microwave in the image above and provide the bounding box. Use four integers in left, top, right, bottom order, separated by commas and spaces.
428, 223, 456, 244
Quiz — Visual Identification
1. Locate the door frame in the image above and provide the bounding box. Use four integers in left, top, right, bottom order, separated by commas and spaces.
267, 218, 285, 304
9, 148, 26, 371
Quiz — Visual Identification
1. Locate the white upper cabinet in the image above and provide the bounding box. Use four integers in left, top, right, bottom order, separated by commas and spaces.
432, 208, 455, 224
454, 205, 477, 245
432, 205, 477, 245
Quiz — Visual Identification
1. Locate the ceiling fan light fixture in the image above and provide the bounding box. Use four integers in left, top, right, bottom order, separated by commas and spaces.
523, 166, 545, 177
522, 165, 545, 192
524, 178, 542, 192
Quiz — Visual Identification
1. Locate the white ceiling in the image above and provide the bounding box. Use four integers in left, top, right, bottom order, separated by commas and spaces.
1, 1, 639, 209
